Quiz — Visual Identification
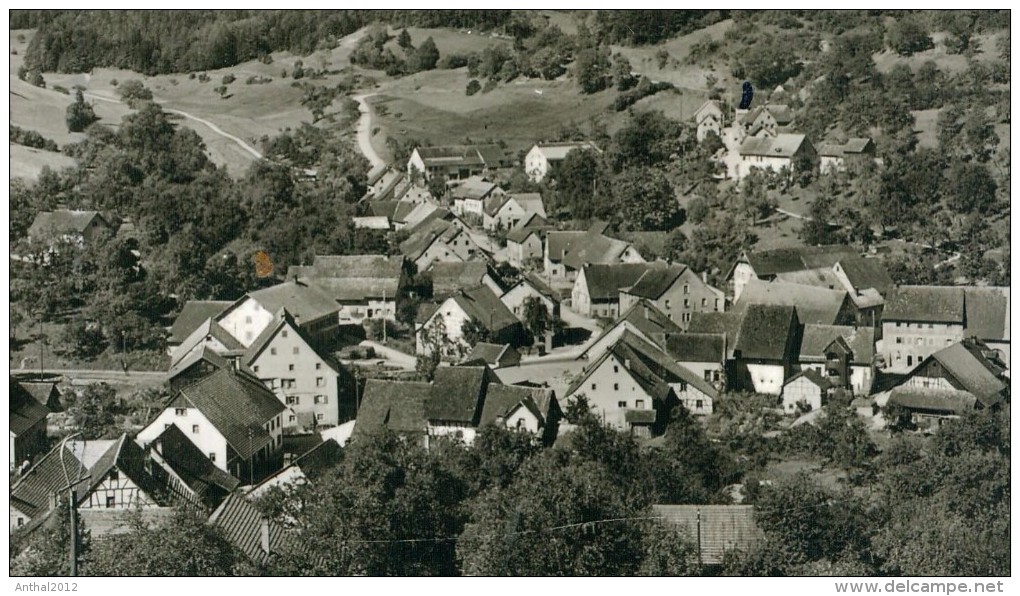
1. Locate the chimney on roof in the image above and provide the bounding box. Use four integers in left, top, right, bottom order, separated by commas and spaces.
703, 271, 708, 283
260, 518, 271, 555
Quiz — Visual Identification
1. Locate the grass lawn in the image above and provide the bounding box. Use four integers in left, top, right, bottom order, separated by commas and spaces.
612, 19, 734, 91
9, 143, 76, 181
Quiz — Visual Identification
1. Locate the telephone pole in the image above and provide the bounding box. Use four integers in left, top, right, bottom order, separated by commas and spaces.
58, 432, 87, 577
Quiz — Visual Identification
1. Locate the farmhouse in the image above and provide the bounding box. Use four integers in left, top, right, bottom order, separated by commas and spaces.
483, 192, 547, 231
501, 272, 561, 321
571, 262, 663, 318
216, 281, 340, 349
817, 137, 875, 173
693, 100, 725, 142
288, 254, 406, 325
416, 285, 525, 358
732, 278, 856, 326
407, 144, 513, 181
28, 209, 113, 246
618, 263, 725, 328
524, 141, 601, 182
733, 133, 815, 180
544, 225, 645, 284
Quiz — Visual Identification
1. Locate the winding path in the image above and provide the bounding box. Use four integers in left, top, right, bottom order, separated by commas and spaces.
352, 92, 384, 168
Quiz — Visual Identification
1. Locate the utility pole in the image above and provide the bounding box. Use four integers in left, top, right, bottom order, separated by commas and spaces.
382, 288, 387, 344
58, 432, 87, 577
695, 508, 703, 569
248, 427, 255, 485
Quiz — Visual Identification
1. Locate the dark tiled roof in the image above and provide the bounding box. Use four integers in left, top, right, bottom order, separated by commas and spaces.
547, 230, 639, 270
688, 312, 743, 354
620, 300, 685, 341
798, 325, 875, 365
170, 301, 234, 344
243, 281, 340, 325
416, 144, 510, 168
148, 424, 240, 505
16, 379, 62, 411
738, 134, 809, 158
465, 342, 516, 366
11, 443, 89, 519
929, 341, 1007, 407
82, 435, 167, 507
785, 368, 833, 390
883, 286, 964, 323
734, 279, 850, 326
581, 263, 662, 300
624, 264, 687, 300
506, 226, 541, 244
733, 304, 798, 361
290, 255, 403, 302
652, 505, 762, 565
511, 272, 559, 302
170, 319, 245, 369
168, 345, 232, 381
28, 209, 107, 237
354, 379, 430, 438
208, 493, 298, 566
431, 261, 493, 298
739, 245, 859, 279
426, 366, 493, 424
11, 378, 50, 435
450, 286, 520, 334
963, 287, 1009, 341
369, 200, 399, 219
251, 438, 342, 492
478, 384, 553, 427
399, 218, 460, 261
834, 256, 894, 295
176, 369, 286, 460
666, 333, 726, 364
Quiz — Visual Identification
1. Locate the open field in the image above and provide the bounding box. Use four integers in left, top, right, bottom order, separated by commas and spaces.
9, 143, 76, 181
872, 31, 1005, 74
612, 19, 734, 91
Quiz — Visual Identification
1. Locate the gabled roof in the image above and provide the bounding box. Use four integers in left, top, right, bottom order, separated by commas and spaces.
516, 212, 554, 232
236, 281, 340, 325
11, 378, 51, 435
402, 203, 442, 231
147, 424, 240, 503
451, 175, 501, 201
447, 286, 520, 334
818, 138, 873, 157
887, 386, 977, 415
288, 254, 404, 303
883, 286, 964, 323
353, 379, 430, 438
549, 230, 640, 271
28, 209, 108, 237
734, 279, 850, 325
174, 369, 286, 460
733, 304, 798, 361
739, 104, 793, 126
688, 312, 743, 355
963, 287, 1009, 341
623, 264, 689, 300
399, 218, 462, 262
430, 261, 494, 298
925, 340, 1008, 407
245, 309, 342, 373
506, 225, 542, 244
733, 245, 859, 279
170, 301, 233, 344
834, 256, 894, 296
369, 200, 399, 219
530, 141, 601, 161
652, 505, 762, 565
11, 443, 90, 519
426, 366, 493, 424
79, 434, 166, 507
784, 368, 833, 390
168, 345, 232, 382
505, 272, 560, 303
352, 216, 391, 230
414, 144, 510, 168
249, 438, 342, 494
366, 163, 389, 186
581, 263, 662, 301
170, 318, 245, 367
480, 384, 557, 428
208, 494, 298, 566
666, 333, 726, 364
739, 133, 809, 159
619, 299, 685, 339
694, 100, 723, 122
465, 342, 518, 365
773, 267, 843, 290
15, 378, 62, 411
798, 324, 875, 365
507, 193, 546, 217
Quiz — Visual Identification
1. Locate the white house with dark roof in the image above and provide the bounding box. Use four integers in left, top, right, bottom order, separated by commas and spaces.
416, 286, 526, 359
733, 133, 815, 180
483, 192, 546, 231
666, 333, 728, 389
216, 281, 340, 349
169, 318, 245, 371
245, 309, 357, 431
571, 262, 663, 318
136, 368, 286, 484
288, 254, 406, 324
544, 225, 645, 284
430, 261, 504, 300
694, 100, 725, 142
618, 263, 725, 328
725, 244, 860, 302
580, 299, 683, 363
524, 141, 601, 182
505, 213, 554, 267
501, 272, 561, 321
736, 104, 795, 139
817, 138, 875, 173
408, 145, 512, 181
167, 300, 233, 354
733, 278, 856, 326
796, 324, 876, 396
451, 176, 504, 218
730, 304, 801, 395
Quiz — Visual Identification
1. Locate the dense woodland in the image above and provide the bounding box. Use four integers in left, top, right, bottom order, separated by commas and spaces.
8, 9, 1012, 577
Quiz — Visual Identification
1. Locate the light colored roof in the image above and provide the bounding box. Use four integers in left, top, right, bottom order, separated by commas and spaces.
169, 301, 233, 344
289, 255, 403, 302
531, 141, 601, 161
28, 209, 107, 237
451, 175, 501, 201
887, 386, 977, 415
734, 279, 849, 326
243, 281, 340, 324
548, 230, 640, 270
430, 261, 493, 298
739, 134, 809, 158
352, 216, 391, 229
652, 505, 762, 565
927, 340, 1007, 407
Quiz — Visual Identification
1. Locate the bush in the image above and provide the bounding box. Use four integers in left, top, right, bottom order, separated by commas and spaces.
466, 79, 481, 96
221, 74, 236, 85
439, 53, 470, 69
17, 65, 26, 80
52, 84, 69, 95
188, 72, 196, 80
198, 73, 210, 82
116, 79, 153, 107
886, 16, 934, 56
613, 78, 674, 111
111, 78, 119, 86
260, 53, 274, 65
66, 90, 99, 133
28, 71, 45, 88
10, 125, 59, 151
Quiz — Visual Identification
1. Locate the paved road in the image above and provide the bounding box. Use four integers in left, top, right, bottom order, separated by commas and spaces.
359, 340, 416, 369
352, 92, 385, 168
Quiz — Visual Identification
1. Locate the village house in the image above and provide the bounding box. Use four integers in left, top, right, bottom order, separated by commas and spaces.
244, 309, 357, 431
463, 342, 522, 369
288, 254, 406, 325
10, 378, 50, 472
216, 281, 340, 350
735, 104, 796, 139
168, 346, 233, 392
666, 333, 728, 390
797, 324, 876, 396
166, 300, 233, 354
400, 217, 481, 271
429, 261, 505, 300
881, 286, 968, 370
144, 423, 240, 511
729, 305, 802, 395
169, 318, 245, 371
505, 213, 555, 267
479, 383, 561, 446
884, 338, 1008, 430
693, 100, 725, 142
483, 192, 547, 231
580, 299, 684, 363
136, 368, 286, 484
564, 330, 717, 434
208, 493, 300, 567
571, 262, 663, 318
352, 379, 431, 447
618, 263, 725, 329
422, 366, 498, 444
831, 257, 895, 332
960, 287, 1010, 363
27, 209, 114, 247
817, 138, 876, 174
501, 272, 561, 321
725, 244, 861, 302
651, 505, 762, 567
544, 224, 645, 285
12, 375, 62, 411
732, 133, 816, 180
391, 201, 439, 231
781, 369, 833, 414
248, 439, 342, 499
524, 141, 601, 183
364, 164, 406, 200
451, 175, 505, 219
416, 285, 526, 359
11, 443, 89, 532
407, 144, 513, 181
732, 278, 856, 326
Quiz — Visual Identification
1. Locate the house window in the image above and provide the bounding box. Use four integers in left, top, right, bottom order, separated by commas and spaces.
316, 413, 324, 421
106, 495, 116, 508
613, 365, 619, 373
284, 379, 296, 389
715, 299, 720, 311
635, 400, 645, 408
683, 285, 689, 294
701, 298, 707, 307
209, 452, 216, 462
271, 347, 277, 356
928, 324, 934, 329
591, 383, 597, 391
613, 383, 619, 391
314, 395, 328, 405
293, 347, 300, 355
896, 337, 902, 344
316, 377, 325, 387
704, 371, 712, 382
664, 300, 671, 309
175, 408, 187, 416
253, 365, 260, 374
289, 364, 295, 371
618, 401, 627, 408
287, 396, 299, 405
192, 424, 199, 434
316, 363, 322, 370
696, 400, 704, 409
896, 322, 901, 327
289, 415, 296, 423
282, 330, 288, 338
